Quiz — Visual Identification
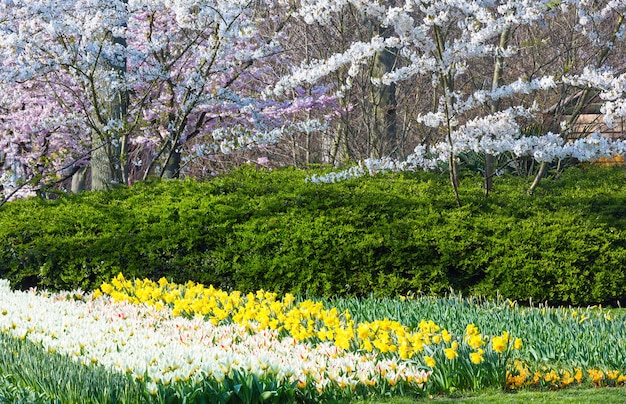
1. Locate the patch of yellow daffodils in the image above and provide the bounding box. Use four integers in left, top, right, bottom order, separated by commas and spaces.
506, 361, 626, 390
97, 274, 521, 365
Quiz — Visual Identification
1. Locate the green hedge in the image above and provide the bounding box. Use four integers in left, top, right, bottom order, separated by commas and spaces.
1, 165, 626, 306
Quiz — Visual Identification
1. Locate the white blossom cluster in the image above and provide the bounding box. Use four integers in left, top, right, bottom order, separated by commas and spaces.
294, 118, 329, 134
283, 0, 626, 185
563, 67, 626, 129
309, 129, 626, 184
602, 100, 626, 130
473, 77, 557, 105
307, 151, 439, 184
297, 0, 386, 25
212, 126, 283, 155
271, 37, 396, 96
307, 165, 366, 184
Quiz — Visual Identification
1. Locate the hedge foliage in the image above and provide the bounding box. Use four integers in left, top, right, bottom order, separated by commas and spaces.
1, 165, 626, 306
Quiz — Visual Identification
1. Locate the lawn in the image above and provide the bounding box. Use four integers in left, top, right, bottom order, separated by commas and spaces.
368, 387, 626, 403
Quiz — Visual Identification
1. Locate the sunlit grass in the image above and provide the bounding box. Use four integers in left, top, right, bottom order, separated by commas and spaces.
364, 386, 626, 403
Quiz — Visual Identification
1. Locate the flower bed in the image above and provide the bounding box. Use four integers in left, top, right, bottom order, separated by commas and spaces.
0, 274, 625, 402
0, 277, 431, 401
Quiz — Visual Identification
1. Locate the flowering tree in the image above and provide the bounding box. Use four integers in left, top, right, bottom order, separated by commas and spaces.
527, 0, 625, 192
278, 0, 626, 205
0, 0, 335, 202
2, 0, 625, 205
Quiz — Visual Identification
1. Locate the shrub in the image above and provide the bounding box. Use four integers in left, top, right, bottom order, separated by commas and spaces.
1, 165, 626, 306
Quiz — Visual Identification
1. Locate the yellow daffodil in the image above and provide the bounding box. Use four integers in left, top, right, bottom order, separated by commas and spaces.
441, 329, 452, 343
467, 334, 484, 350
491, 335, 507, 353
465, 323, 479, 336
444, 347, 458, 360
469, 349, 484, 364
424, 355, 436, 368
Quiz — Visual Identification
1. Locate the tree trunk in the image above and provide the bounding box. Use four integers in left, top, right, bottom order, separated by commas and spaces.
90, 2, 128, 190
161, 142, 182, 179
485, 26, 511, 196
370, 26, 398, 158
433, 24, 461, 207
71, 166, 88, 193
329, 121, 349, 166
371, 48, 397, 158
91, 132, 123, 190
528, 161, 547, 194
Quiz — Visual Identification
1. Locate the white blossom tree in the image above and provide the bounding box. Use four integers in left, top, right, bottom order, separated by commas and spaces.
278, 0, 626, 205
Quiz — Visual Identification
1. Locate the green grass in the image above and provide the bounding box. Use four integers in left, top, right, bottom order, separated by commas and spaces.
365, 387, 626, 403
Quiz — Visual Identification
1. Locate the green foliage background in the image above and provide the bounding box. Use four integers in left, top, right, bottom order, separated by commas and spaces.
1, 165, 625, 306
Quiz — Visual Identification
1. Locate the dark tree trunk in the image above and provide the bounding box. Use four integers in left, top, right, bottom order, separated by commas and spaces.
91, 2, 129, 190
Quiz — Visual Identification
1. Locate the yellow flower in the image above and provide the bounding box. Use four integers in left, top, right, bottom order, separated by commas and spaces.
588, 369, 604, 386
444, 347, 458, 360
419, 320, 440, 334
543, 370, 559, 383
513, 338, 523, 350
574, 368, 583, 383
561, 371, 574, 387
100, 283, 113, 295
361, 339, 373, 352
469, 349, 484, 364
491, 335, 507, 353
465, 324, 479, 336
467, 334, 484, 350
532, 371, 542, 385
150, 288, 162, 300
441, 329, 452, 343
356, 323, 371, 340
398, 342, 411, 360
424, 356, 436, 368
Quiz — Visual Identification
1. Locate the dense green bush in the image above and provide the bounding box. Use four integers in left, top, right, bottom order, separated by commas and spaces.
1, 164, 626, 306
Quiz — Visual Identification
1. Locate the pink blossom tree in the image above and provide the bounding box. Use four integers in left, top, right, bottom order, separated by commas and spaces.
0, 0, 335, 202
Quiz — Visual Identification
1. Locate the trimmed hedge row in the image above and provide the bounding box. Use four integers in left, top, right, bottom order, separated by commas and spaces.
1, 165, 626, 306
